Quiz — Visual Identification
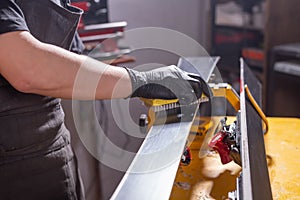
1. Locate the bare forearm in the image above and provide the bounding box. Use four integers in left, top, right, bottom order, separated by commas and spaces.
28, 43, 132, 99
0, 31, 132, 99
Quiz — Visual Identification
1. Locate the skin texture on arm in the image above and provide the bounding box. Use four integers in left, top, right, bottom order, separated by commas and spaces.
0, 31, 132, 100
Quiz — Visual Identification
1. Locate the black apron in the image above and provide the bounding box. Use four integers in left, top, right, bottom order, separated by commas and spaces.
0, 1, 85, 199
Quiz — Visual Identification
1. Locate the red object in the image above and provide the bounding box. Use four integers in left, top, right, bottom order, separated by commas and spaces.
181, 146, 192, 165
215, 32, 256, 44
77, 21, 126, 36
70, 1, 127, 50
242, 48, 264, 61
208, 131, 232, 164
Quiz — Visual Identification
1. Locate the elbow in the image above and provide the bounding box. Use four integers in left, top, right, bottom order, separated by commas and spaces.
11, 76, 34, 94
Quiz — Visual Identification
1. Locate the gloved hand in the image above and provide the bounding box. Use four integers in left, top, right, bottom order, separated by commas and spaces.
125, 65, 204, 105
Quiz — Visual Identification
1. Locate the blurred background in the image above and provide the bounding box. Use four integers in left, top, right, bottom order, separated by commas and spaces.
63, 0, 300, 199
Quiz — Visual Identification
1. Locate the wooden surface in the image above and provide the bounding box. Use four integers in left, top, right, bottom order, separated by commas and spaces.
170, 117, 300, 199
265, 117, 300, 199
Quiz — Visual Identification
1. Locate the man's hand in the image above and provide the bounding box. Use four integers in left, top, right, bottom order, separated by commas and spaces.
125, 65, 203, 105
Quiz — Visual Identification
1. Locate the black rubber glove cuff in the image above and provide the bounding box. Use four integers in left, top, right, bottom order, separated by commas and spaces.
124, 67, 148, 98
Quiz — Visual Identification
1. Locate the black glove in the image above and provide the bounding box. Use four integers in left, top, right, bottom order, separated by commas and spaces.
125, 65, 203, 105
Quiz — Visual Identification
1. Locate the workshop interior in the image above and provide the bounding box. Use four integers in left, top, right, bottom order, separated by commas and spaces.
60, 0, 300, 199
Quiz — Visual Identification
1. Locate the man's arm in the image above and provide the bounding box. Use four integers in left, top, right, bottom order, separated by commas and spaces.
0, 31, 132, 99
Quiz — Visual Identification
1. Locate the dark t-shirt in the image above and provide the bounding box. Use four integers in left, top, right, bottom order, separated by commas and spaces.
0, 0, 61, 114
0, 0, 72, 151
0, 0, 29, 34
0, 1, 27, 87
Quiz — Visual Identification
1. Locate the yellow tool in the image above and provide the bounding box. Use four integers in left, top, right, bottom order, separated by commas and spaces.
245, 84, 269, 134
209, 83, 240, 111
140, 93, 210, 130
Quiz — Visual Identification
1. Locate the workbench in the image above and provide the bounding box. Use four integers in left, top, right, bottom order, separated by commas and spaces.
170, 117, 300, 199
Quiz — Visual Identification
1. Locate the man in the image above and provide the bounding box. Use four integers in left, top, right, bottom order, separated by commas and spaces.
0, 0, 203, 199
